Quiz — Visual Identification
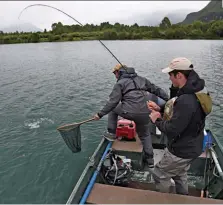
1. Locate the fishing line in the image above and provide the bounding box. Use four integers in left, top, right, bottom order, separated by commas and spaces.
18, 4, 165, 112
18, 3, 123, 66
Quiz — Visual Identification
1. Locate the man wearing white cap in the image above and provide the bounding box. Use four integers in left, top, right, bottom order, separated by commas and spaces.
148, 57, 212, 195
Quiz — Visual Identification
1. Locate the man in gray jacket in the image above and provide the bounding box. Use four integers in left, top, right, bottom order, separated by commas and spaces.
94, 64, 169, 168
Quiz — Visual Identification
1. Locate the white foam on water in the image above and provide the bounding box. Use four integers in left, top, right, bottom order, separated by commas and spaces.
24, 118, 54, 129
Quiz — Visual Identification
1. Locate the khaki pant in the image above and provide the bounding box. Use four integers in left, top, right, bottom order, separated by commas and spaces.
151, 148, 192, 195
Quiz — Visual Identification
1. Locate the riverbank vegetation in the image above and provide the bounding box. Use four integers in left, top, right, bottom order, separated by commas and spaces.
0, 17, 223, 44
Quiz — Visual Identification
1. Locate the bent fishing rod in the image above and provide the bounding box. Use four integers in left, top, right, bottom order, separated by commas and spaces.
18, 4, 150, 104
18, 3, 123, 66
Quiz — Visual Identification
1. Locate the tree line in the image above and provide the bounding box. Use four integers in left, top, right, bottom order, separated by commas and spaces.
0, 17, 223, 44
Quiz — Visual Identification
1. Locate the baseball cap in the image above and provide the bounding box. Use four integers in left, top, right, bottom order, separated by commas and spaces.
162, 57, 193, 73
112, 64, 127, 73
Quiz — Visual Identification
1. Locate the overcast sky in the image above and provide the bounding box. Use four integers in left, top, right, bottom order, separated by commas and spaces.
0, 1, 209, 30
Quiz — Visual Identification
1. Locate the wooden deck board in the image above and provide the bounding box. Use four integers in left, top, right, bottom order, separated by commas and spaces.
112, 135, 143, 153
87, 183, 223, 204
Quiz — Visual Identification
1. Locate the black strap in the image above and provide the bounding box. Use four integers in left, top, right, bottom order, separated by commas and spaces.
122, 88, 147, 96
122, 77, 147, 99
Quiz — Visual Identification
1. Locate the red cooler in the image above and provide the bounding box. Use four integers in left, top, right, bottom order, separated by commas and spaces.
116, 119, 136, 140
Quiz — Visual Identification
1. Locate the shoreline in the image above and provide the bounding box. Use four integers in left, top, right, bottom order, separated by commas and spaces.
0, 38, 222, 46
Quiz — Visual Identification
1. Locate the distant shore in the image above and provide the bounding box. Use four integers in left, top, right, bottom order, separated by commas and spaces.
1, 19, 223, 45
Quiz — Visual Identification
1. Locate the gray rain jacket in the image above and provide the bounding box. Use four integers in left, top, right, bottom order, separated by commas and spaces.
98, 67, 169, 118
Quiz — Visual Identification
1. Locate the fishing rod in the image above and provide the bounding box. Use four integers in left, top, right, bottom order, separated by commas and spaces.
18, 3, 123, 66
18, 4, 154, 108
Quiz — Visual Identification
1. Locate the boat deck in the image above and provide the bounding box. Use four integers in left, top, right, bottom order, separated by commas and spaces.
66, 128, 223, 204
87, 183, 223, 204
86, 137, 220, 204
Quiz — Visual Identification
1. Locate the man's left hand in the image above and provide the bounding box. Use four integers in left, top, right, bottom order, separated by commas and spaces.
149, 110, 161, 123
94, 113, 101, 120
147, 100, 160, 111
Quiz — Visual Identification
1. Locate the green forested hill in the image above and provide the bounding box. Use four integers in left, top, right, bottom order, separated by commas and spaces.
182, 0, 223, 24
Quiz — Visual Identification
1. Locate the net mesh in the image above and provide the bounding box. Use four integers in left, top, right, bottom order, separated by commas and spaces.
57, 124, 81, 153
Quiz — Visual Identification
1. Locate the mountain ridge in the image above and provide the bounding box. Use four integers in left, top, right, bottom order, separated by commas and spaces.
182, 0, 223, 24
0, 22, 42, 33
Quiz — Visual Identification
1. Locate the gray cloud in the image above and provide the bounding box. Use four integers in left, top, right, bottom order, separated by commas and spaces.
0, 1, 209, 30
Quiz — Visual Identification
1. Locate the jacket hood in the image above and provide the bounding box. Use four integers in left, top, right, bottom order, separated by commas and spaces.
118, 67, 137, 80
177, 70, 212, 115
177, 70, 205, 96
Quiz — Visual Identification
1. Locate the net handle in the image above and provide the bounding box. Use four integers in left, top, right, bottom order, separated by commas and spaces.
57, 117, 95, 130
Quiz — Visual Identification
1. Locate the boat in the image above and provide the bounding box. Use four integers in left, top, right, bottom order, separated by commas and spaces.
65, 121, 223, 204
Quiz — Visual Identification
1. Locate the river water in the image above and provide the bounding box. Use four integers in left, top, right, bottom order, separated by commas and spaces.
0, 40, 222, 203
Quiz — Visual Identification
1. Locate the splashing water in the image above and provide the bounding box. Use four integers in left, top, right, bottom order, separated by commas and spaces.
24, 118, 54, 129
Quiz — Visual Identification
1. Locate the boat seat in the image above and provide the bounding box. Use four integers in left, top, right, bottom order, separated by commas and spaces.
112, 134, 143, 153
112, 140, 143, 153
87, 183, 223, 204
111, 135, 143, 170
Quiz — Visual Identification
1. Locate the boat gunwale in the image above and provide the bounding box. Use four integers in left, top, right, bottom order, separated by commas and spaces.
66, 137, 108, 204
